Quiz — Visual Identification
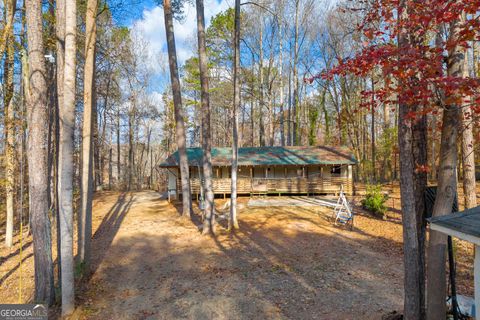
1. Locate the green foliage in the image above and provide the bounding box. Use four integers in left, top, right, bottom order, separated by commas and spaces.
206, 8, 235, 64
378, 127, 398, 163
155, 0, 193, 21
361, 185, 388, 217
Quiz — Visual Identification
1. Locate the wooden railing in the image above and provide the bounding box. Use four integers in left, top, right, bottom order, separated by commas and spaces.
179, 177, 353, 195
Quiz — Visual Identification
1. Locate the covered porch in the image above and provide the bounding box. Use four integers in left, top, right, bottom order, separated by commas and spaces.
180, 164, 353, 197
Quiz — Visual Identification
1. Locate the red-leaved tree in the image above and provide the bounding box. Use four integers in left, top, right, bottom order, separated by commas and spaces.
308, 1, 480, 319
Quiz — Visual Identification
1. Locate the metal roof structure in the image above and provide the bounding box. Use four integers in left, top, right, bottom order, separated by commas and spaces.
159, 146, 357, 168
429, 206, 480, 316
429, 206, 480, 246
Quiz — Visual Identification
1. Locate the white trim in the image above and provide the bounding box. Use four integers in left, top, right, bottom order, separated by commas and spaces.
429, 223, 480, 246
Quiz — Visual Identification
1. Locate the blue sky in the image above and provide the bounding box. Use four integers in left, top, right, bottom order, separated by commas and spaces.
117, 0, 233, 95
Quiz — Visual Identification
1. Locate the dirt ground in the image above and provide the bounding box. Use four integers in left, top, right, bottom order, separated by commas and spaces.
0, 187, 475, 319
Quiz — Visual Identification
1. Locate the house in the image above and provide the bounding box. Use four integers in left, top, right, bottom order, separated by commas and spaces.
159, 146, 357, 198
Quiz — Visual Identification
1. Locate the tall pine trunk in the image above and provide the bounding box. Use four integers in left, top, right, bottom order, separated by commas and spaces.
55, 0, 65, 287
258, 19, 265, 147
79, 0, 98, 270
278, 11, 285, 147
163, 0, 192, 217
196, 0, 215, 233
25, 0, 55, 304
116, 109, 121, 185
292, 0, 299, 146
229, 0, 241, 230
58, 0, 76, 313
4, 0, 16, 248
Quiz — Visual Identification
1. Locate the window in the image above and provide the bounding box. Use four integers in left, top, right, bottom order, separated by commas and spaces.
331, 165, 342, 175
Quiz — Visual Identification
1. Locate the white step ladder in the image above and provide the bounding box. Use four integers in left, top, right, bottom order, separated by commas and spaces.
332, 188, 354, 228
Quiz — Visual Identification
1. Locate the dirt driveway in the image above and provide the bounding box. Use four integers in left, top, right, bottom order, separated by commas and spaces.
73, 190, 403, 319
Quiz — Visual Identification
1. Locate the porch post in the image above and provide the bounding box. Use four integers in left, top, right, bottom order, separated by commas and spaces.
475, 245, 479, 318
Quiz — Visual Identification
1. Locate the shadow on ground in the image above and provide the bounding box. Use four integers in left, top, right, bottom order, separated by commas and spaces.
75, 191, 403, 320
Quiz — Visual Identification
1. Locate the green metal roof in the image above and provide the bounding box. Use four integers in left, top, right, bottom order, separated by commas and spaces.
159, 146, 357, 167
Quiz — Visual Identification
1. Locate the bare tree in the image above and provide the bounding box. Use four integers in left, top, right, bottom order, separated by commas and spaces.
57, 0, 76, 313
292, 0, 299, 145
229, 0, 241, 230
196, 0, 215, 233
25, 0, 55, 304
79, 0, 98, 270
163, 0, 192, 217
4, 0, 16, 248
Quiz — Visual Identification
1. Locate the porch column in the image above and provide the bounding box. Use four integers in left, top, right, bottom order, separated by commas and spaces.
476, 245, 479, 318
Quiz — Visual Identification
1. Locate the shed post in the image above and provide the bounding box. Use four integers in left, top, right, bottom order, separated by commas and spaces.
476, 245, 479, 317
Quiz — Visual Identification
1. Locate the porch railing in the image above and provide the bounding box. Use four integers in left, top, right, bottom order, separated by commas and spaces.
178, 176, 352, 195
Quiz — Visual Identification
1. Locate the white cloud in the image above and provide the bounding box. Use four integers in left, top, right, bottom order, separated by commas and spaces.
132, 0, 233, 67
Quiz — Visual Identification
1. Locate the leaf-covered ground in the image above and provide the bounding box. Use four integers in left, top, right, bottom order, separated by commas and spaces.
0, 188, 475, 319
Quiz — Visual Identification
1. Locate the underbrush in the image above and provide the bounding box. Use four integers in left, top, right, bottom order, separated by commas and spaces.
361, 184, 388, 218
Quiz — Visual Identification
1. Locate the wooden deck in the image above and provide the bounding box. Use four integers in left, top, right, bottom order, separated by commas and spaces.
179, 177, 353, 196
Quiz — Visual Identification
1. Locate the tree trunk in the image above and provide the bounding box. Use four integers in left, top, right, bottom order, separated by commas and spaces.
25, 0, 55, 304
116, 109, 121, 185
93, 105, 101, 189
426, 17, 463, 320
0, 0, 16, 58
54, 0, 65, 288
398, 104, 423, 320
163, 0, 192, 217
412, 104, 428, 320
57, 0, 76, 312
79, 0, 98, 270
371, 77, 376, 181
460, 45, 477, 209
197, 0, 215, 234
279, 13, 285, 147
196, 0, 215, 233
287, 65, 292, 146
292, 0, 299, 146
397, 2, 423, 318
229, 0, 241, 230
258, 19, 265, 147
128, 105, 134, 190
4, 0, 16, 248
383, 89, 391, 182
